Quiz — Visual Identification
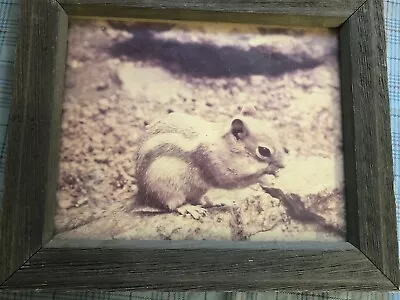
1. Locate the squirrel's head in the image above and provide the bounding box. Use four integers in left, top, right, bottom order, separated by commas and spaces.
225, 105, 288, 177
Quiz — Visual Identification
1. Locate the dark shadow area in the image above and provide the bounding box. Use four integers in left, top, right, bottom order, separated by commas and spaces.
108, 20, 175, 33
261, 186, 346, 239
108, 28, 326, 79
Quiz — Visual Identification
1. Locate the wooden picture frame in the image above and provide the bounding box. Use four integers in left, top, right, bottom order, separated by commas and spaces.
0, 0, 398, 291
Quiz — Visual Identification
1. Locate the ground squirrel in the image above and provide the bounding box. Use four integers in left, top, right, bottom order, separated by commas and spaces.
135, 106, 287, 219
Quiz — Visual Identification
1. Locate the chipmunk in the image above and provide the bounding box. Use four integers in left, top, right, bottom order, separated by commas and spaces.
135, 105, 287, 219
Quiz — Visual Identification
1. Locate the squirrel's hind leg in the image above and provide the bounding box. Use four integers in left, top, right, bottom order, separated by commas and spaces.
157, 191, 202, 219
163, 193, 207, 220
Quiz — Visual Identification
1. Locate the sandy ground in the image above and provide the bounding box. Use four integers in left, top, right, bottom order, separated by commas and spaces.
54, 20, 345, 241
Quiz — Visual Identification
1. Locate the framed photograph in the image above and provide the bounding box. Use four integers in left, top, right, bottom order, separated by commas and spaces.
0, 0, 398, 291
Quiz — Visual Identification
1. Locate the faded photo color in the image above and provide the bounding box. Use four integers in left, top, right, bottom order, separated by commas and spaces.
54, 19, 346, 241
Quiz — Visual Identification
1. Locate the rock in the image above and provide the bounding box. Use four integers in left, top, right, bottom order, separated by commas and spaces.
110, 94, 118, 102
121, 31, 133, 38
95, 81, 109, 91
90, 133, 103, 144
98, 98, 110, 113
69, 60, 83, 69
58, 191, 74, 209
58, 199, 72, 209
105, 28, 119, 39
117, 64, 193, 103
77, 197, 89, 206
270, 155, 344, 197
94, 154, 110, 164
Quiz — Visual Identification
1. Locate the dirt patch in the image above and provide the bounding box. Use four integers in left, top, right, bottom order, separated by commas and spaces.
54, 20, 345, 241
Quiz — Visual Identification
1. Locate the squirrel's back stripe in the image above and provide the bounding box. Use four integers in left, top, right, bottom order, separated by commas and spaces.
136, 134, 221, 189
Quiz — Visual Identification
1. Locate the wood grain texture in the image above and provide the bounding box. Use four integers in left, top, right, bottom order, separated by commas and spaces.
339, 0, 399, 288
0, 291, 396, 300
1, 242, 397, 291
0, 0, 68, 285
58, 0, 365, 28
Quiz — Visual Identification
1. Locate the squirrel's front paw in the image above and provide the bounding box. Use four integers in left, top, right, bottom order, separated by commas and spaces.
177, 204, 207, 220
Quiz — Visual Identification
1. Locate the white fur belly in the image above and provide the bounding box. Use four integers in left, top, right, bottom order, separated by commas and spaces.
145, 156, 208, 203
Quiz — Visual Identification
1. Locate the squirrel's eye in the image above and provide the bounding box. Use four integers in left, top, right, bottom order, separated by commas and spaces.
258, 146, 271, 158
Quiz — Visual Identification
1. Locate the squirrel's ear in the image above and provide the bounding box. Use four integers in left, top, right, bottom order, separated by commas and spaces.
231, 118, 248, 140
240, 105, 256, 117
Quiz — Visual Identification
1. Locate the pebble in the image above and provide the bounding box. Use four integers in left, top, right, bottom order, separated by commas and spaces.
94, 154, 110, 164
58, 199, 72, 209
95, 81, 109, 91
91, 133, 103, 144
122, 31, 133, 38
58, 191, 73, 209
106, 29, 119, 40
98, 98, 110, 113
77, 197, 88, 206
69, 60, 83, 69
123, 165, 136, 178
215, 80, 225, 88
231, 86, 241, 95
110, 94, 118, 102
270, 198, 281, 207
234, 78, 246, 88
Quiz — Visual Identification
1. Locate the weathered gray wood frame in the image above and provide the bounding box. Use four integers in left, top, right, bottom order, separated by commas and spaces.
0, 0, 398, 292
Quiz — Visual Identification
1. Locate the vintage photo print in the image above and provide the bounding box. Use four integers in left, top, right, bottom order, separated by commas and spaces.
54, 19, 346, 242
